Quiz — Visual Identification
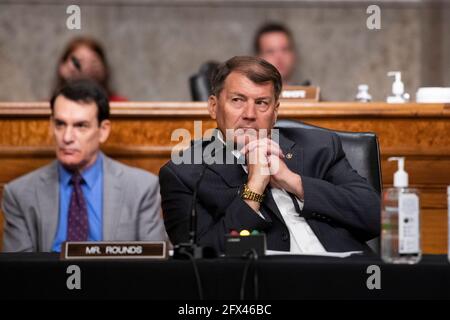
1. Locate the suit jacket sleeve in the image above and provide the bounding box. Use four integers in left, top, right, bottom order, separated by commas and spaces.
159, 164, 272, 252
301, 133, 380, 241
1, 184, 34, 252
136, 176, 168, 242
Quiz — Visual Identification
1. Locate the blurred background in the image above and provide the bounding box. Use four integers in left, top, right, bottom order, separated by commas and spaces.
0, 0, 449, 101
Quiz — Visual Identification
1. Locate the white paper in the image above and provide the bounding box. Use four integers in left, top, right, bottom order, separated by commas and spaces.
265, 250, 363, 258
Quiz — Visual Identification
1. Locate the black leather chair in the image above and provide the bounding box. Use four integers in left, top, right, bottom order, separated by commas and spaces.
189, 61, 220, 101
275, 119, 382, 253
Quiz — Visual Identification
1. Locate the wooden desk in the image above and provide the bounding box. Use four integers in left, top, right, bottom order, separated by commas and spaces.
0, 101, 449, 253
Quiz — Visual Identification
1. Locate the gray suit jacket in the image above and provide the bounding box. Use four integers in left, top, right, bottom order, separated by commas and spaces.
1, 154, 167, 252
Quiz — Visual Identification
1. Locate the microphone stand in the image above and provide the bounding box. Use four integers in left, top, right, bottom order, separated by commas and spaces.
173, 135, 224, 260
173, 163, 209, 259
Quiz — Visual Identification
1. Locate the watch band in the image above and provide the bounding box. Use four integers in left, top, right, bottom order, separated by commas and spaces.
241, 183, 265, 203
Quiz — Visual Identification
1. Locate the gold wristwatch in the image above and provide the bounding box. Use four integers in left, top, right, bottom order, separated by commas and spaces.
241, 184, 265, 203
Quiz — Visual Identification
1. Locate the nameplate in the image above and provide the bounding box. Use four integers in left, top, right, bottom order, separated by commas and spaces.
281, 85, 320, 101
282, 90, 306, 99
60, 241, 168, 260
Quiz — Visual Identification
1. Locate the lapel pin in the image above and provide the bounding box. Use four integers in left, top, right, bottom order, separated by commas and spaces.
286, 152, 293, 159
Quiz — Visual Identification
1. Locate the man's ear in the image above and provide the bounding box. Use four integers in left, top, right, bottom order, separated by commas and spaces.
207, 95, 217, 120
273, 101, 280, 126
99, 120, 111, 143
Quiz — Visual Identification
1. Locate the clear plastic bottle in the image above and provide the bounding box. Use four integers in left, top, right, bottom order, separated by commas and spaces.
355, 84, 372, 102
381, 157, 421, 264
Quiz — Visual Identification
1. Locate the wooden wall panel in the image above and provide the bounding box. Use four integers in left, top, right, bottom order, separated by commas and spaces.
421, 209, 448, 254
0, 101, 448, 253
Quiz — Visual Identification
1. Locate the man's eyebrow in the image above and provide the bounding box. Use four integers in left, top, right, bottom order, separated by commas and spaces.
73, 120, 90, 125
229, 92, 247, 98
229, 93, 272, 100
53, 119, 90, 125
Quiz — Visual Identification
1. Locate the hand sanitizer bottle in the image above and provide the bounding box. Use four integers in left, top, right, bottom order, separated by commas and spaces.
381, 157, 421, 264
355, 84, 372, 102
387, 72, 410, 103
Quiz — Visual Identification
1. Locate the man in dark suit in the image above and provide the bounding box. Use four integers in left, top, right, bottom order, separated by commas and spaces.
160, 56, 380, 254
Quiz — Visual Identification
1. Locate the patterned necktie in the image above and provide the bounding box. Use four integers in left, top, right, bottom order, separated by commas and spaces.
67, 172, 89, 241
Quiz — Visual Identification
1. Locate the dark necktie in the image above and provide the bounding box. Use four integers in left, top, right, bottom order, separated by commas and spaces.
67, 172, 89, 241
288, 192, 303, 216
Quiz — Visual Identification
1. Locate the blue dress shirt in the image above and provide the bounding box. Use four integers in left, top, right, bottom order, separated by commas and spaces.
52, 153, 103, 252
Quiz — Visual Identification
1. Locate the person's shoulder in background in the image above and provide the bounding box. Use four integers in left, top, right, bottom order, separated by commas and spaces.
3, 161, 57, 197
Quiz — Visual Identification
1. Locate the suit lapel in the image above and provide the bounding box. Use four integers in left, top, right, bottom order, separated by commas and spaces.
276, 129, 304, 177
207, 162, 246, 188
37, 161, 60, 252
102, 155, 124, 240
261, 189, 284, 222
204, 132, 246, 188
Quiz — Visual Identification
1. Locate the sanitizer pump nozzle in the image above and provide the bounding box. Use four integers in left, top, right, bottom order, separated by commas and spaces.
388, 157, 408, 188
387, 71, 410, 103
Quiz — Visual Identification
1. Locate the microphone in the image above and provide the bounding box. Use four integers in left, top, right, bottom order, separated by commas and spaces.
189, 163, 208, 246
173, 136, 223, 259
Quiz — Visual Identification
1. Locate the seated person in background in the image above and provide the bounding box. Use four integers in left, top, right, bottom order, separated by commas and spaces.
190, 60, 220, 101
159, 56, 379, 254
2, 79, 166, 252
54, 36, 127, 102
254, 23, 310, 86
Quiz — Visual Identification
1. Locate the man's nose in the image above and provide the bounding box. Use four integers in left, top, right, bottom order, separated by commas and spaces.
242, 103, 257, 120
62, 127, 75, 143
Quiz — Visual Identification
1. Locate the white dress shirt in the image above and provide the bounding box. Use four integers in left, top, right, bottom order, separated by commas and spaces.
270, 188, 326, 253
